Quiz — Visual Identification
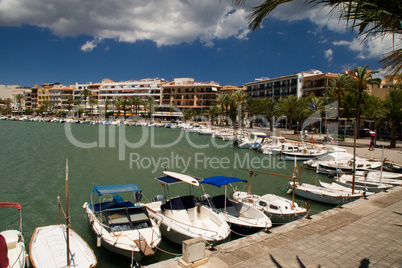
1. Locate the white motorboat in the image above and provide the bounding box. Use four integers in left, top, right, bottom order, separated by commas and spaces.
145, 171, 231, 246
200, 176, 272, 234
234, 132, 268, 149
30, 225, 97, 268
232, 191, 309, 225
280, 146, 328, 161
0, 202, 28, 268
304, 152, 383, 175
30, 160, 97, 268
83, 184, 162, 260
260, 136, 287, 154
288, 181, 367, 205
318, 180, 374, 195
184, 124, 203, 133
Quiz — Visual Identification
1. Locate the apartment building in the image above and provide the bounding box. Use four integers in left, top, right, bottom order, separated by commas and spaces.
97, 78, 166, 109
220, 85, 246, 95
161, 78, 221, 109
245, 70, 337, 100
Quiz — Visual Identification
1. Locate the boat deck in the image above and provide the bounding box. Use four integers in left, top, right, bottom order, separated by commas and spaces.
146, 186, 402, 268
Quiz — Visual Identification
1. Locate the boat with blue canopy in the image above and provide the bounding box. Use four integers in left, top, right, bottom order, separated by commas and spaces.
200, 176, 272, 234
145, 171, 231, 246
83, 183, 162, 262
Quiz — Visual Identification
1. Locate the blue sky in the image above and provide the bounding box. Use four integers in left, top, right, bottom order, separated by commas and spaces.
0, 0, 393, 87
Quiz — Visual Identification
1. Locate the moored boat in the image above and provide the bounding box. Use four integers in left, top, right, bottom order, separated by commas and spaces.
232, 191, 309, 225
200, 176, 272, 234
30, 160, 97, 268
145, 171, 231, 246
83, 184, 162, 260
0, 202, 28, 268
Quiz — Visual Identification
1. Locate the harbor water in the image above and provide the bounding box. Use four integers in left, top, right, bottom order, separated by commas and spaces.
0, 120, 334, 267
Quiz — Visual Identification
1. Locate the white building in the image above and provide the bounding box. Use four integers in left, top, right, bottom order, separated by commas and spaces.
97, 78, 167, 112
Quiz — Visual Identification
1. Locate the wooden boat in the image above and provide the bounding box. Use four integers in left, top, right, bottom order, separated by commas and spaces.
30, 225, 97, 268
30, 159, 97, 268
0, 202, 28, 268
200, 176, 272, 234
304, 152, 383, 175
232, 192, 309, 224
234, 168, 310, 225
334, 174, 394, 193
288, 181, 367, 205
145, 171, 230, 246
83, 184, 162, 260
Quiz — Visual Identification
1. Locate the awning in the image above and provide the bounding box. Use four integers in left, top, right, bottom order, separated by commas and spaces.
201, 176, 247, 188
91, 184, 142, 196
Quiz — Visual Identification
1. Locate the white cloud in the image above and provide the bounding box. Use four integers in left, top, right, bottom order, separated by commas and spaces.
0, 0, 251, 49
332, 34, 401, 59
81, 40, 99, 52
324, 49, 333, 63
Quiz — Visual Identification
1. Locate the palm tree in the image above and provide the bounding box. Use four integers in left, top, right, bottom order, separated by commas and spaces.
328, 74, 354, 125
88, 98, 98, 120
216, 93, 231, 125
4, 98, 12, 116
146, 96, 156, 120
376, 88, 402, 148
121, 98, 130, 118
103, 99, 111, 120
15, 94, 24, 115
259, 98, 278, 131
113, 98, 122, 119
80, 89, 92, 114
245, 97, 260, 128
42, 100, 53, 115
278, 95, 303, 131
129, 95, 142, 117
74, 99, 82, 118
234, 0, 402, 76
347, 65, 381, 138
67, 97, 74, 116
207, 105, 221, 125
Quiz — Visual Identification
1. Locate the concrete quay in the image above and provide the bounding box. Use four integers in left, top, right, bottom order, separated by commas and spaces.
147, 186, 402, 268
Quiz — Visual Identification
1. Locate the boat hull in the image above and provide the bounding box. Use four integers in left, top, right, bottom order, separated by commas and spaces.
1, 230, 27, 268
83, 203, 161, 260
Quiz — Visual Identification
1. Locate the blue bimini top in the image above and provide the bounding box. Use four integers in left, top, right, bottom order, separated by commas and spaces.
91, 184, 142, 196
201, 176, 247, 188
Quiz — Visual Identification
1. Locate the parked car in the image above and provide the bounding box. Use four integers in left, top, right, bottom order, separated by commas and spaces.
359, 128, 376, 138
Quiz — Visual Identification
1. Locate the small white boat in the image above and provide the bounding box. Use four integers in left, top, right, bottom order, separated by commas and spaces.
145, 172, 231, 246
30, 225, 97, 268
280, 147, 328, 161
304, 152, 383, 175
234, 132, 268, 149
334, 174, 395, 193
0, 202, 28, 268
200, 176, 272, 234
30, 160, 97, 268
288, 181, 367, 205
83, 184, 162, 260
232, 191, 309, 225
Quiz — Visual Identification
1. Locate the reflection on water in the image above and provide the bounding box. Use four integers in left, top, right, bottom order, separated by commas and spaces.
0, 121, 334, 267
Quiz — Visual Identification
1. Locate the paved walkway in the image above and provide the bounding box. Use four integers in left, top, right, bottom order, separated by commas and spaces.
147, 186, 402, 268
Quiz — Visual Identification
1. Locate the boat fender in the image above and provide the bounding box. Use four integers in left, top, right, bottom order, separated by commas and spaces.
286, 185, 293, 194
97, 235, 102, 247
167, 224, 171, 232
310, 138, 315, 144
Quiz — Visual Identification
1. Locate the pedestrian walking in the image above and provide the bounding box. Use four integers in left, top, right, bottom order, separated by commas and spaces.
369, 137, 375, 151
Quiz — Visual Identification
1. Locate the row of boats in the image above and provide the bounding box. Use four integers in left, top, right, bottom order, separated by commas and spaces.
5, 164, 400, 267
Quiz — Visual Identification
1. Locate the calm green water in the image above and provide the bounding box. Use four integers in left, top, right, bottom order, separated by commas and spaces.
0, 120, 334, 267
